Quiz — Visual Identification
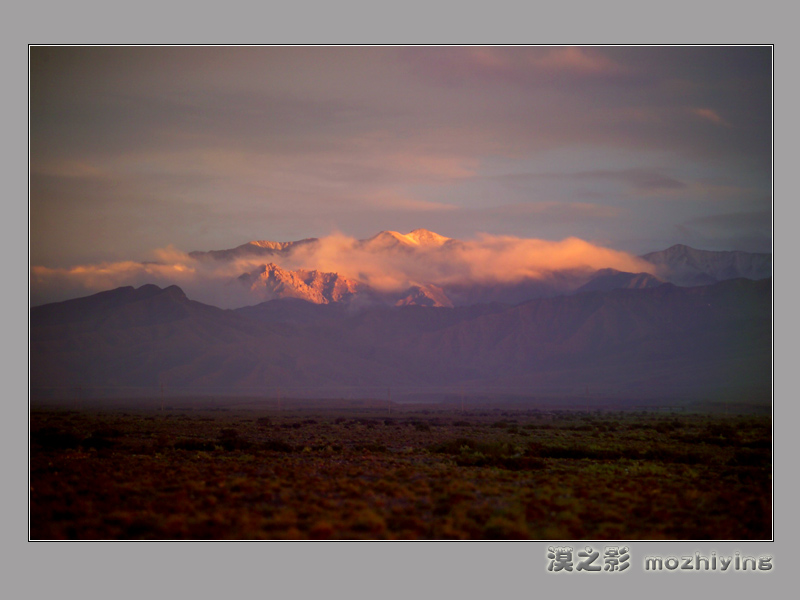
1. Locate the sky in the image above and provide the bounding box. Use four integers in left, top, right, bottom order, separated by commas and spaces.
30, 46, 772, 306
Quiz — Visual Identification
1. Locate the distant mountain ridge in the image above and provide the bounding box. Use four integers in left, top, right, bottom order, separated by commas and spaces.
395, 284, 454, 308
238, 263, 370, 305
361, 229, 454, 250
185, 232, 771, 308
190, 228, 452, 262
640, 244, 771, 286
188, 238, 318, 262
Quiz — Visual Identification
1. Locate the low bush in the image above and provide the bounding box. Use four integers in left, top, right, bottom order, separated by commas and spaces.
355, 443, 388, 453
217, 428, 252, 451
429, 438, 543, 470
174, 439, 216, 451
727, 448, 770, 467
31, 428, 82, 450
260, 440, 294, 453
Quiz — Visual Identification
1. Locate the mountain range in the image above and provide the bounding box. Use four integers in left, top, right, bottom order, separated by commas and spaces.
640, 244, 772, 287
31, 277, 771, 403
238, 263, 370, 305
30, 230, 772, 402
197, 231, 770, 308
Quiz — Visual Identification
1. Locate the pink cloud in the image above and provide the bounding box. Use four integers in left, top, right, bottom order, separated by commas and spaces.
529, 47, 626, 76
689, 107, 731, 127
31, 232, 657, 308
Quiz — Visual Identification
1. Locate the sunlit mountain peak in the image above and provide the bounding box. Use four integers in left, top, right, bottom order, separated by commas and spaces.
366, 229, 451, 248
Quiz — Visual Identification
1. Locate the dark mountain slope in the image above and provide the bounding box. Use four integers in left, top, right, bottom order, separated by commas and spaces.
30, 280, 771, 400
401, 278, 770, 396
31, 284, 281, 389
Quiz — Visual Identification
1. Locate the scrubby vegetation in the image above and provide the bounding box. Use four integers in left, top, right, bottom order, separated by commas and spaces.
30, 403, 771, 540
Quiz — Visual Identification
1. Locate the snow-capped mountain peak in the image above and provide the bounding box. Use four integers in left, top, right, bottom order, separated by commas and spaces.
364, 229, 451, 249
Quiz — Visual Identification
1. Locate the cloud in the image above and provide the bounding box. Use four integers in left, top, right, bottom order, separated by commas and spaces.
33, 159, 108, 179
400, 46, 632, 88
30, 232, 658, 308
433, 235, 655, 285
363, 191, 458, 212
30, 47, 770, 272
674, 210, 772, 253
689, 107, 731, 127
499, 168, 687, 194
572, 168, 688, 192
476, 201, 621, 221
528, 47, 628, 77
